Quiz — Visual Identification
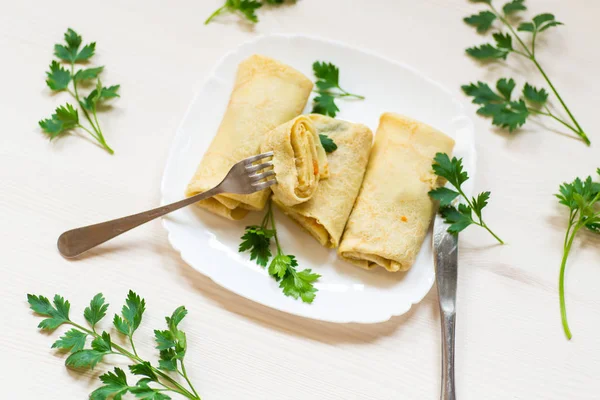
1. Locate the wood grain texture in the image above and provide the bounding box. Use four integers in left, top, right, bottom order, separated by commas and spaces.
1, 0, 599, 398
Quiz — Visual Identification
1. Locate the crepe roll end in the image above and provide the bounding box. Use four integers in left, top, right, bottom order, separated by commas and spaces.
339, 251, 411, 272
262, 115, 328, 207
236, 55, 314, 93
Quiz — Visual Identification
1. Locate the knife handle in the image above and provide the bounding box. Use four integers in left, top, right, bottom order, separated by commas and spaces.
440, 310, 456, 400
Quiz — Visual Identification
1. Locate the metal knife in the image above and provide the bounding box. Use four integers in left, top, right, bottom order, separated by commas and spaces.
433, 213, 459, 400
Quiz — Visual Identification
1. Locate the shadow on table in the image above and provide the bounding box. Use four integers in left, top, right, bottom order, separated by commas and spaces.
164, 242, 439, 345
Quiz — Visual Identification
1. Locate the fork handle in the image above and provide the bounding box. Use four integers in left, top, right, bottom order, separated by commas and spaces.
57, 187, 222, 258
440, 310, 456, 400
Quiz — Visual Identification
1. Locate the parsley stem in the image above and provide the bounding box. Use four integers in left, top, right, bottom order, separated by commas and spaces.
510, 49, 530, 58
68, 322, 199, 399
69, 63, 115, 154
530, 57, 590, 145
336, 87, 365, 100
77, 124, 100, 141
268, 200, 282, 254
129, 335, 139, 357
181, 360, 200, 399
559, 225, 579, 340
455, 186, 504, 244
491, 5, 532, 57
204, 6, 227, 24
527, 108, 585, 142
480, 222, 505, 245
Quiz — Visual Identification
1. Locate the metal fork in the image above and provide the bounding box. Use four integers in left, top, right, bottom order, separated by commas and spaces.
57, 152, 276, 258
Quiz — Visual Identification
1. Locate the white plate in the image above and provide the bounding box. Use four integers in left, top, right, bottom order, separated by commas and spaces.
161, 34, 475, 323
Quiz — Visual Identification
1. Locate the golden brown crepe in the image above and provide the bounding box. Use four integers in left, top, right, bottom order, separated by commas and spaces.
274, 115, 373, 248
338, 113, 456, 272
261, 115, 328, 207
185, 54, 313, 220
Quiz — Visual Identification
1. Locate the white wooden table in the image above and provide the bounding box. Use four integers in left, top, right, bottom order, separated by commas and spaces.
2, 0, 599, 398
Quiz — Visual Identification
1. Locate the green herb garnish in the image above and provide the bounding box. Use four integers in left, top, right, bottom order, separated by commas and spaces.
463, 0, 589, 145
205, 0, 289, 25
27, 291, 201, 399
311, 61, 364, 118
240, 200, 320, 303
40, 28, 119, 154
555, 169, 600, 339
319, 134, 337, 153
429, 153, 504, 244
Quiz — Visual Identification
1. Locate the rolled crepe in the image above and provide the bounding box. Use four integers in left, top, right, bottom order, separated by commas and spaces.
274, 115, 373, 248
185, 54, 313, 220
261, 116, 329, 207
338, 113, 455, 272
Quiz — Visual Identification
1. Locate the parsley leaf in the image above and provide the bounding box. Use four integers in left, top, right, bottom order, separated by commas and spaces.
463, 2, 588, 144
84, 293, 109, 330
113, 290, 146, 337
154, 306, 189, 372
429, 187, 460, 208
90, 368, 130, 400
27, 294, 71, 330
158, 349, 178, 371
429, 153, 504, 244
519, 14, 563, 34
46, 60, 71, 91
240, 201, 321, 303
462, 79, 529, 132
29, 292, 201, 398
466, 43, 509, 60
555, 170, 600, 339
312, 93, 339, 117
130, 379, 172, 400
130, 362, 158, 381
74, 66, 104, 82
522, 83, 548, 105
464, 11, 496, 33
81, 82, 120, 111
268, 254, 293, 279
39, 103, 80, 139
440, 204, 475, 234
319, 134, 337, 153
52, 329, 88, 353
40, 28, 118, 154
54, 28, 96, 63
311, 61, 364, 118
239, 225, 275, 267
502, 0, 526, 15
65, 349, 108, 369
492, 32, 513, 52
279, 265, 320, 304
91, 331, 113, 353
205, 0, 263, 24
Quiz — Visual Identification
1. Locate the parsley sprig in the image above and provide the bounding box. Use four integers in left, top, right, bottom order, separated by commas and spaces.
311, 61, 364, 118
40, 28, 120, 154
205, 0, 289, 25
429, 153, 504, 244
239, 200, 321, 303
463, 0, 589, 145
27, 291, 201, 399
555, 169, 600, 339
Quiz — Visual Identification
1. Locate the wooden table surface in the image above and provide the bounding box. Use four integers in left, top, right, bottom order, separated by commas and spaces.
2, 0, 599, 398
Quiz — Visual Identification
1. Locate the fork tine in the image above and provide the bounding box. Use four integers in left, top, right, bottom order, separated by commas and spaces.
244, 151, 274, 165
249, 170, 276, 181
246, 161, 273, 173
251, 178, 277, 191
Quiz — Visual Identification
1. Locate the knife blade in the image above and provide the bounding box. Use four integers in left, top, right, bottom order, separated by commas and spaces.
433, 213, 459, 400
